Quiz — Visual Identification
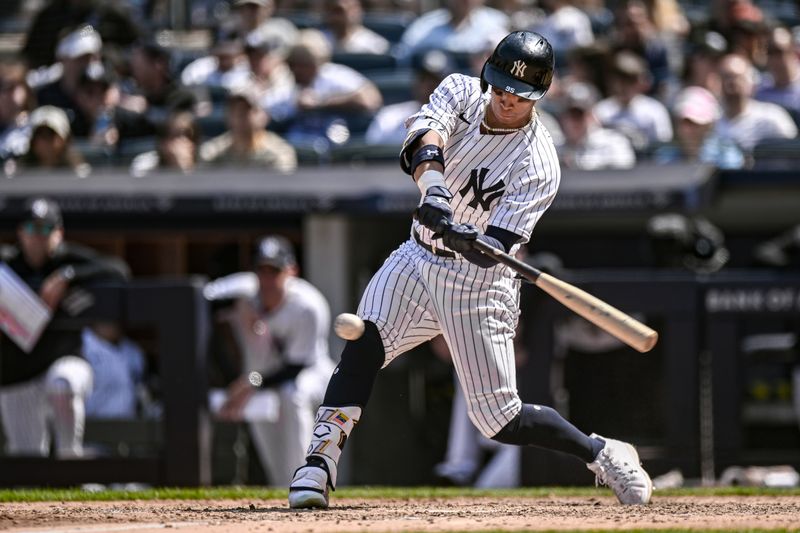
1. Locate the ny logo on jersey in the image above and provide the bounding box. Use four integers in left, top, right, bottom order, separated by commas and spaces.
510, 60, 527, 77
458, 168, 505, 210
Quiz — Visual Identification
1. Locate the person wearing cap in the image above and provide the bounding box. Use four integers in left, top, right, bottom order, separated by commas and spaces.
320, 0, 390, 55
654, 85, 744, 168
593, 50, 673, 152
199, 88, 296, 172
682, 30, 727, 98
21, 0, 138, 69
556, 82, 636, 170
242, 25, 296, 112
204, 235, 334, 486
15, 105, 89, 177
714, 53, 797, 154
0, 197, 130, 457
365, 49, 455, 146
34, 24, 103, 117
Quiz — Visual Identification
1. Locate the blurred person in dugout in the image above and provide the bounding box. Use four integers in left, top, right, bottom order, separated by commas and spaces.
0, 198, 130, 457
203, 236, 334, 485
129, 111, 201, 177
199, 87, 297, 173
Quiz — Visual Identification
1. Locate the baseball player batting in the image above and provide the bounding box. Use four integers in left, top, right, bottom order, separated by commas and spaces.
289, 31, 652, 508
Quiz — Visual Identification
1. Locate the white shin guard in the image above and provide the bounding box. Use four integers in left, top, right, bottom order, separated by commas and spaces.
305, 405, 361, 488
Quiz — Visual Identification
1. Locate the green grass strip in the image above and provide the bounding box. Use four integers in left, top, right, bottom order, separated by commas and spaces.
0, 486, 799, 503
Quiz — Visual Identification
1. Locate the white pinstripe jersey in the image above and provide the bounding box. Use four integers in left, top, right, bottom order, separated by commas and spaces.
404, 73, 561, 251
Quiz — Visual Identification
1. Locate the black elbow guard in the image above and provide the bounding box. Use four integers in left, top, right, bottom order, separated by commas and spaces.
399, 129, 430, 174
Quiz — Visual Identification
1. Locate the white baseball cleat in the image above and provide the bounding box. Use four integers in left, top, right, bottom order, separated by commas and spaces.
587, 434, 653, 505
288, 462, 330, 509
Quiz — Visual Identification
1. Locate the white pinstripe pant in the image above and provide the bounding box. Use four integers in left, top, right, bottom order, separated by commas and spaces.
359, 240, 523, 438
0, 356, 93, 457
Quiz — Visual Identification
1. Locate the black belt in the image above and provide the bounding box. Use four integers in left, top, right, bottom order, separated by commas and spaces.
413, 228, 456, 258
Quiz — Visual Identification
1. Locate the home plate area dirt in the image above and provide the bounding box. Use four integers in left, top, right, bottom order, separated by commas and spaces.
1, 495, 799, 532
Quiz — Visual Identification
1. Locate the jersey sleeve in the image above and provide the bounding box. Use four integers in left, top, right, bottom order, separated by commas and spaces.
487, 138, 562, 242
282, 303, 328, 366
402, 73, 473, 148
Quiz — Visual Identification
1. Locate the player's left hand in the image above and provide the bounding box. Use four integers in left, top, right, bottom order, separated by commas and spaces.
442, 223, 479, 253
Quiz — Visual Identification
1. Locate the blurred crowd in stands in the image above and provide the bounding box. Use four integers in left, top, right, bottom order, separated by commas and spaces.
1, 0, 800, 177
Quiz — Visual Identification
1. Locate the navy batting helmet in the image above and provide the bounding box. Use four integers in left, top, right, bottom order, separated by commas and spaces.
480, 31, 554, 100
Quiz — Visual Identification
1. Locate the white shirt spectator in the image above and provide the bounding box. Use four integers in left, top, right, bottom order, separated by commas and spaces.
530, 5, 594, 52
269, 62, 369, 122
180, 55, 251, 90
714, 100, 798, 151
365, 100, 420, 145
593, 94, 673, 149
558, 125, 636, 170
82, 328, 146, 419
322, 27, 390, 54
399, 7, 509, 59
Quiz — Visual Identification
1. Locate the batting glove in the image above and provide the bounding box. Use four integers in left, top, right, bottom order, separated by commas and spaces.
416, 186, 453, 235
442, 223, 480, 253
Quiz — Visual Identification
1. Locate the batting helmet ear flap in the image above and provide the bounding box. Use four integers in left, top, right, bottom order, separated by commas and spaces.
480, 62, 489, 94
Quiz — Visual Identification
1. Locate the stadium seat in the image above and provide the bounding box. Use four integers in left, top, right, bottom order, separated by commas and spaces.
369, 69, 414, 105
331, 52, 396, 72
362, 12, 414, 44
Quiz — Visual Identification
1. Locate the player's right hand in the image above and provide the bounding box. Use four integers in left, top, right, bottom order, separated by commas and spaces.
416, 190, 453, 235
442, 223, 479, 253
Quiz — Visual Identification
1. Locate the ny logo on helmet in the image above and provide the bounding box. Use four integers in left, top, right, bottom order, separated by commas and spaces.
510, 60, 527, 77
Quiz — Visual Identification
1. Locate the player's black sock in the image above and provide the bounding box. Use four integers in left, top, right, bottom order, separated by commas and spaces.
322, 320, 385, 407
491, 403, 605, 463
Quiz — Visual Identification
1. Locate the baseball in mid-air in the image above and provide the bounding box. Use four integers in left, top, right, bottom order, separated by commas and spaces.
334, 313, 365, 340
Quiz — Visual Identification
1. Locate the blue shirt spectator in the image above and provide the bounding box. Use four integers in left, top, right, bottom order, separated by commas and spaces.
83, 325, 146, 419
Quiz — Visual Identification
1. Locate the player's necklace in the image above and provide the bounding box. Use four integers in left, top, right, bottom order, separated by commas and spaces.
480, 105, 536, 134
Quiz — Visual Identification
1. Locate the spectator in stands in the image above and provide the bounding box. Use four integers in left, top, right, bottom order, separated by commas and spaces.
21, 0, 139, 69
556, 82, 636, 170
180, 30, 251, 91
13, 106, 89, 177
528, 0, 595, 54
715, 53, 797, 154
0, 197, 130, 457
34, 25, 103, 119
82, 323, 146, 419
755, 27, 800, 122
611, 0, 674, 99
398, 0, 510, 61
562, 44, 612, 97
321, 0, 390, 54
199, 87, 296, 172
243, 27, 296, 116
272, 29, 382, 147
72, 63, 154, 146
205, 235, 334, 486
653, 85, 744, 168
120, 40, 196, 125
365, 49, 454, 146
0, 63, 35, 163
682, 30, 727, 98
593, 50, 673, 152
724, 2, 768, 69
231, 0, 298, 44
129, 111, 200, 177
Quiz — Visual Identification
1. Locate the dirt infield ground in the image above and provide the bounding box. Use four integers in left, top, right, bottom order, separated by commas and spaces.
2, 495, 800, 533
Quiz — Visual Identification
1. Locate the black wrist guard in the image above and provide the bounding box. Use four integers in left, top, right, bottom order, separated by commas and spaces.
410, 144, 445, 175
